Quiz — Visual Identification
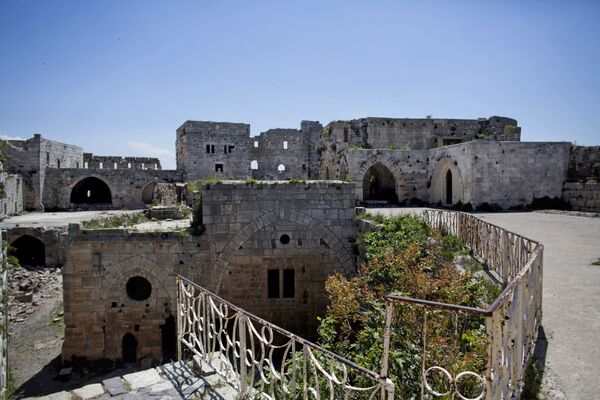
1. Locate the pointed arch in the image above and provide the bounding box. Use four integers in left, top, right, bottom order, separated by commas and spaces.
355, 154, 406, 203
211, 208, 354, 293
430, 157, 464, 205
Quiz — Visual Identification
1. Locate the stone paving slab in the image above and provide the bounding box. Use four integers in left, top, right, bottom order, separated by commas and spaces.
72, 383, 105, 399
122, 368, 163, 390
102, 377, 127, 396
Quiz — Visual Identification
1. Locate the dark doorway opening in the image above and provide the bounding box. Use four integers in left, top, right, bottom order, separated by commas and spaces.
363, 163, 398, 203
445, 170, 453, 204
122, 333, 137, 363
11, 235, 45, 266
70, 177, 112, 205
142, 182, 156, 205
161, 314, 177, 363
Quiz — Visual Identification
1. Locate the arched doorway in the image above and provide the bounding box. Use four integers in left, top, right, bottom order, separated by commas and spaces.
430, 158, 464, 206
161, 314, 176, 363
362, 163, 398, 203
122, 333, 138, 363
445, 170, 453, 205
10, 235, 45, 266
142, 182, 156, 205
70, 177, 112, 205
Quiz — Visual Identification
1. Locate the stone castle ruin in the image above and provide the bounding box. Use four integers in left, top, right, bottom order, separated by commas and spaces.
1, 115, 599, 366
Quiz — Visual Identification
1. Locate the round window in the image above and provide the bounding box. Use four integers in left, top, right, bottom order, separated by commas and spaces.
126, 276, 152, 301
279, 234, 290, 245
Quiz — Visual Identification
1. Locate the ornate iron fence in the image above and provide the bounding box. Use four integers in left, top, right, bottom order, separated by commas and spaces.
176, 275, 395, 399
381, 210, 543, 400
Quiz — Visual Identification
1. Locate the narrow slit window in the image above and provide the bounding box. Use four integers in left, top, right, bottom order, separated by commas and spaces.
283, 269, 295, 298
99, 162, 103, 169
206, 144, 210, 153
114, 162, 118, 169
283, 141, 288, 150
268, 269, 279, 298
211, 145, 215, 153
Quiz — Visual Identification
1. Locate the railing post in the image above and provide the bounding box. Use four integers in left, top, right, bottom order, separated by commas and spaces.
238, 312, 248, 395
380, 301, 394, 379
176, 276, 182, 362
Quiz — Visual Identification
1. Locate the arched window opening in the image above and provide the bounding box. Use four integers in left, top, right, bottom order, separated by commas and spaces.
250, 160, 258, 170
10, 235, 45, 266
277, 164, 286, 173
362, 163, 398, 203
445, 170, 453, 205
70, 177, 112, 205
122, 333, 137, 363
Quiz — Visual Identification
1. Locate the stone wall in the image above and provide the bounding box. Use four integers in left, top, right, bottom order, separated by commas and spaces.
176, 121, 252, 181
83, 153, 162, 170
463, 141, 570, 208
4, 134, 83, 210
62, 182, 356, 362
250, 122, 322, 180
567, 145, 600, 180
201, 181, 356, 337
563, 182, 600, 211
43, 168, 181, 210
0, 172, 23, 219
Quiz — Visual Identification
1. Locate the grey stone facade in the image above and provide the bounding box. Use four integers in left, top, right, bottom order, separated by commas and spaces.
83, 153, 162, 170
0, 171, 23, 219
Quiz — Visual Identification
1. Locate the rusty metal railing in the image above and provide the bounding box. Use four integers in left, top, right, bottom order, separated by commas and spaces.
176, 275, 395, 399
380, 210, 543, 400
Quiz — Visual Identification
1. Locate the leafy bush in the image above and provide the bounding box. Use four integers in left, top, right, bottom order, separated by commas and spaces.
316, 215, 495, 398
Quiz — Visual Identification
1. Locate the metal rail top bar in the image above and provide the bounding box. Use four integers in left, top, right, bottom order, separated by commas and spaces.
423, 209, 541, 246
385, 243, 543, 316
177, 275, 382, 380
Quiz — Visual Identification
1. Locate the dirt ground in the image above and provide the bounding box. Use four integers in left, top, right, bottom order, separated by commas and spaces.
8, 270, 64, 397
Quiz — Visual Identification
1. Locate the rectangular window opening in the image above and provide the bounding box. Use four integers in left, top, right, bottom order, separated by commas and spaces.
228, 145, 235, 153
114, 162, 118, 169
283, 141, 288, 150
302, 164, 306, 171
254, 141, 259, 148
267, 269, 279, 298
211, 145, 215, 153
215, 163, 223, 172
283, 269, 295, 298
206, 144, 210, 153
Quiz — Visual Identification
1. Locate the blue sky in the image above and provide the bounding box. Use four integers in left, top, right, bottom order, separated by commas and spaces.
1, 1, 598, 169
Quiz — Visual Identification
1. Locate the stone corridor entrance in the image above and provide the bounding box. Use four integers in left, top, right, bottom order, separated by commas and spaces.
362, 163, 397, 203
10, 235, 45, 266
70, 177, 112, 206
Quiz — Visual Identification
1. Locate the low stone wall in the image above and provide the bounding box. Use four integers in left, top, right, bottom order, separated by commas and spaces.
563, 181, 600, 211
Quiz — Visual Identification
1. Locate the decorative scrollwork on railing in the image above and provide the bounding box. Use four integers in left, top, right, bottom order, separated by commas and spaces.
177, 275, 395, 400
423, 366, 486, 400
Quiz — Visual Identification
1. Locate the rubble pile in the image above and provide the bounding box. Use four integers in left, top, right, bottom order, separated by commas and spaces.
8, 265, 62, 324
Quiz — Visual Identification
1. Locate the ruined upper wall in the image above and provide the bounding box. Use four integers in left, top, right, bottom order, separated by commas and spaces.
323, 116, 520, 151
567, 145, 600, 181
83, 153, 162, 170
250, 121, 322, 180
176, 121, 251, 181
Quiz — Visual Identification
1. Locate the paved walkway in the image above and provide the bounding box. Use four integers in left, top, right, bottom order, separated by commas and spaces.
23, 360, 237, 399
369, 208, 600, 399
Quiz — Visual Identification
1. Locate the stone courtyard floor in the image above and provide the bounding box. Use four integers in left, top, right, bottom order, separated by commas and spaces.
369, 208, 600, 399
22, 360, 237, 399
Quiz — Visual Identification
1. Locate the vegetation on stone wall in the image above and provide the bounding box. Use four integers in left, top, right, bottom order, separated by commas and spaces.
316, 215, 498, 398
187, 181, 205, 235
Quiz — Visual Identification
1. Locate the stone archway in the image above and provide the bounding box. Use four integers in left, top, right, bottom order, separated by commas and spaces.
355, 155, 405, 204
142, 182, 157, 205
211, 208, 354, 293
430, 158, 464, 206
362, 163, 398, 203
10, 235, 45, 266
70, 177, 112, 205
